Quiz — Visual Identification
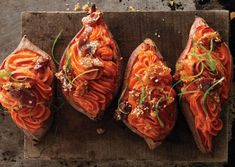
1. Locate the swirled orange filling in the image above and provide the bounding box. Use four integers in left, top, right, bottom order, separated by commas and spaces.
56, 7, 119, 118
118, 45, 176, 141
0, 49, 54, 133
174, 24, 232, 152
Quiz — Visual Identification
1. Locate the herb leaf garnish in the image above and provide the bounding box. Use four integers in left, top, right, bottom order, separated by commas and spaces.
51, 30, 63, 66
63, 49, 73, 85
71, 69, 99, 83
134, 74, 146, 105
201, 77, 224, 118
0, 71, 12, 78
154, 97, 164, 127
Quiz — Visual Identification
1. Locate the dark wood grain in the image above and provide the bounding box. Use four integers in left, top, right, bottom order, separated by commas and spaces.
22, 10, 229, 162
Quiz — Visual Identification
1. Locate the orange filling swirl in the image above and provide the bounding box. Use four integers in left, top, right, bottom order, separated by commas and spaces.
174, 24, 232, 152
118, 44, 176, 141
0, 49, 54, 133
56, 7, 119, 119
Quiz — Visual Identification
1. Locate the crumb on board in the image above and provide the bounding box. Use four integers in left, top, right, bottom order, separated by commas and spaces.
96, 128, 106, 135
169, 0, 175, 7
74, 3, 81, 11
128, 6, 136, 12
168, 0, 184, 10
82, 3, 90, 12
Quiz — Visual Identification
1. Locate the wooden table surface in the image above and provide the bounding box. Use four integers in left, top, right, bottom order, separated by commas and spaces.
21, 10, 232, 163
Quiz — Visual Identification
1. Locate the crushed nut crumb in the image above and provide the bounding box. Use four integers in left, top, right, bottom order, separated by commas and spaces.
79, 56, 103, 68
128, 6, 136, 12
96, 128, 105, 135
74, 3, 81, 11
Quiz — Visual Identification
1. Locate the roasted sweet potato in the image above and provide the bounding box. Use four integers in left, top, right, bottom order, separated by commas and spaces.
174, 17, 233, 153
115, 39, 177, 149
56, 5, 123, 120
0, 36, 55, 144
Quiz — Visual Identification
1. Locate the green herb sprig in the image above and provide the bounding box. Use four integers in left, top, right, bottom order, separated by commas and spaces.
0, 71, 12, 78
167, 79, 182, 100
118, 85, 127, 106
63, 49, 73, 85
51, 30, 63, 66
154, 97, 164, 127
71, 69, 99, 83
134, 74, 146, 105
201, 77, 225, 118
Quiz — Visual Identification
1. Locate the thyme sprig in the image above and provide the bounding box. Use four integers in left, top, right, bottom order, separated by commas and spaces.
178, 90, 197, 99
134, 74, 146, 105
167, 79, 182, 100
118, 85, 127, 106
63, 49, 73, 85
10, 76, 27, 82
51, 30, 63, 66
201, 77, 224, 118
71, 69, 99, 83
154, 97, 164, 127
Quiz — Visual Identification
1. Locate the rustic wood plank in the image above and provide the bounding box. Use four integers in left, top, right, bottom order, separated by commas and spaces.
22, 10, 229, 162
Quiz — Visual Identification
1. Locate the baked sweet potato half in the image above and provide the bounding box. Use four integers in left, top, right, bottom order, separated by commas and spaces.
0, 36, 55, 144
174, 17, 233, 153
56, 5, 122, 120
115, 39, 177, 149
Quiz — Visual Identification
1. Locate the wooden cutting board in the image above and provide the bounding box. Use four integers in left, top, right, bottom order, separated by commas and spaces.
22, 10, 230, 163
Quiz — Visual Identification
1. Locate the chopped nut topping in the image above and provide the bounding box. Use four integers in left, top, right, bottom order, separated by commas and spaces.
79, 56, 103, 68
55, 71, 64, 82
74, 3, 81, 11
133, 105, 144, 116
55, 70, 73, 92
129, 89, 140, 98
80, 40, 100, 55
82, 5, 102, 25
2, 82, 32, 91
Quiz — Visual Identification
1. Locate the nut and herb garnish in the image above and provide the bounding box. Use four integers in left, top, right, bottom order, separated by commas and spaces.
116, 39, 177, 147
174, 17, 232, 153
